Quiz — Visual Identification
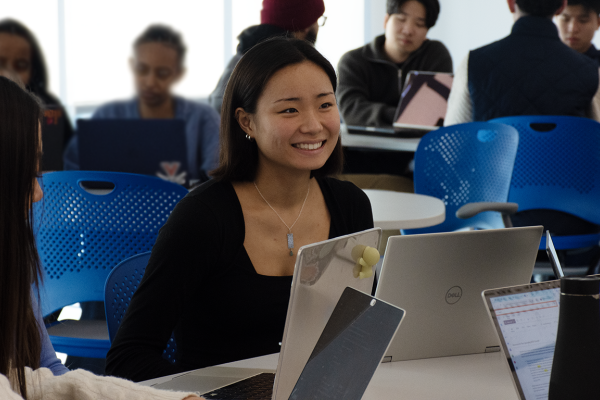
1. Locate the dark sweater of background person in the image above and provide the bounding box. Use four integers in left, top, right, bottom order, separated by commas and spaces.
468, 16, 598, 121
105, 177, 373, 382
337, 35, 452, 127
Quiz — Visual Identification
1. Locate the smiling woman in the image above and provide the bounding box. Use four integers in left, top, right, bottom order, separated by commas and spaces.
105, 38, 375, 382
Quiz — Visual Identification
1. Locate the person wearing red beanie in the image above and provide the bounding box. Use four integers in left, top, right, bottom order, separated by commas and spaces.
208, 0, 325, 113
260, 0, 325, 33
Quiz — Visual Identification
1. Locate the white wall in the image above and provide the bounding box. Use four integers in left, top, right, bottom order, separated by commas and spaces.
429, 0, 514, 67
2, 1, 62, 98
4, 0, 600, 108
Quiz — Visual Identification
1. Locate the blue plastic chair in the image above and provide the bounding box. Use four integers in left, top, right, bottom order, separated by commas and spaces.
402, 122, 520, 235
34, 171, 188, 358
490, 116, 600, 251
104, 252, 177, 364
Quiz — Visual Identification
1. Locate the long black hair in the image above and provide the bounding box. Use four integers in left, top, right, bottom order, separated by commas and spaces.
212, 37, 343, 181
0, 75, 44, 398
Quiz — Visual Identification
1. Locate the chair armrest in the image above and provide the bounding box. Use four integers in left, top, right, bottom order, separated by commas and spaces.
455, 202, 519, 228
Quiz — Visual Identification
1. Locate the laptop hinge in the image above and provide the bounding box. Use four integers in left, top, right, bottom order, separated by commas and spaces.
485, 346, 501, 353
381, 356, 392, 363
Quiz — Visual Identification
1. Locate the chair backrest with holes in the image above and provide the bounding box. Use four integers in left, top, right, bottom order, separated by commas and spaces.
33, 171, 188, 317
104, 252, 176, 363
490, 116, 600, 225
104, 252, 151, 343
402, 122, 519, 234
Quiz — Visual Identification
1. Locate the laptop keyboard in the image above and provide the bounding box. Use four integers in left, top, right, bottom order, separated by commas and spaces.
201, 373, 275, 400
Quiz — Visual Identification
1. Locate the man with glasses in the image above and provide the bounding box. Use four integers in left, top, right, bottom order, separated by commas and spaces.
208, 0, 326, 114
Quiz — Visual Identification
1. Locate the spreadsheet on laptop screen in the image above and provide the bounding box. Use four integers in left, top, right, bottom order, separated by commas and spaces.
489, 288, 560, 400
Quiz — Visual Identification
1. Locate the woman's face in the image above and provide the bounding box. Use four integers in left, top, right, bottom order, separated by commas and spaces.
237, 61, 340, 176
0, 33, 32, 86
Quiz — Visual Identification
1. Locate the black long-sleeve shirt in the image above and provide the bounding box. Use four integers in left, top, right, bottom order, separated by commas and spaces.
105, 177, 373, 382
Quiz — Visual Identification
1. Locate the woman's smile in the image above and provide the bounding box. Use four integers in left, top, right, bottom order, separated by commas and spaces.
292, 140, 325, 150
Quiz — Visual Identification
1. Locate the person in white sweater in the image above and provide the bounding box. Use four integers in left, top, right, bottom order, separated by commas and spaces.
0, 368, 198, 400
0, 74, 204, 400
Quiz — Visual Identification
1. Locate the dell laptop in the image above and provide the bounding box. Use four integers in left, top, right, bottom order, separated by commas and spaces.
375, 226, 543, 361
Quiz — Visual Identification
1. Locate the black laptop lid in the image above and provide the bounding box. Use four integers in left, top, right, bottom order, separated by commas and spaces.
78, 119, 189, 185
41, 106, 66, 171
289, 287, 405, 400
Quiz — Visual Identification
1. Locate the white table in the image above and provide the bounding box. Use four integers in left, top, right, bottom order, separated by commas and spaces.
341, 124, 421, 152
144, 352, 518, 399
363, 189, 445, 230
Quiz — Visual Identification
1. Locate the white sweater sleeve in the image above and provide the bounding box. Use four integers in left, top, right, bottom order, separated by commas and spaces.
0, 374, 25, 400
444, 54, 473, 126
3, 368, 199, 400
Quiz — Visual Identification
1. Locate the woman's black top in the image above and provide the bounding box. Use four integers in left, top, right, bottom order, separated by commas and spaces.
105, 177, 373, 382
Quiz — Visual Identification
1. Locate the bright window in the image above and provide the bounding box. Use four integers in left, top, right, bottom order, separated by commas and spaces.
63, 0, 224, 105
2, 0, 370, 110
1, 1, 61, 95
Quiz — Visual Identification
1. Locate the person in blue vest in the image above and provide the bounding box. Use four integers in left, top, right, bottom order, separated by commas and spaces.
557, 0, 600, 65
445, 0, 600, 126
64, 25, 220, 184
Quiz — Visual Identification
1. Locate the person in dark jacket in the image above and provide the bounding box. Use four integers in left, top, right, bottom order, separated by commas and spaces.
337, 0, 452, 128
207, 0, 325, 114
0, 19, 74, 171
557, 0, 600, 65
445, 0, 600, 125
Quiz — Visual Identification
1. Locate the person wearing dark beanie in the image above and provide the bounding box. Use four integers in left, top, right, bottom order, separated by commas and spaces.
208, 0, 325, 113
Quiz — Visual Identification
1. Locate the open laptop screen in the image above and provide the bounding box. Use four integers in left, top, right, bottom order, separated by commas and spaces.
78, 119, 190, 186
393, 71, 454, 131
483, 281, 561, 400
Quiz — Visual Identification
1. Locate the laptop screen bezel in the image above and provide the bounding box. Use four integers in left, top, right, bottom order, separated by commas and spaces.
545, 232, 564, 278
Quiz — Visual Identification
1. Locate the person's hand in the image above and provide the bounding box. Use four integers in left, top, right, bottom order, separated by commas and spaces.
182, 396, 205, 400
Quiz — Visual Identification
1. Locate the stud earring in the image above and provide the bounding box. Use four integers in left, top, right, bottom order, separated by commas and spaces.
246, 133, 253, 141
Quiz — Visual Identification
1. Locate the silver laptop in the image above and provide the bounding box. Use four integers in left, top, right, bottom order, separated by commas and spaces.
153, 228, 386, 399
375, 226, 543, 361
482, 279, 561, 400
393, 71, 454, 132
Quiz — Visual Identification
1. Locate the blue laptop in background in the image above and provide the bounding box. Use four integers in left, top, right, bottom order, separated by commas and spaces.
77, 119, 190, 186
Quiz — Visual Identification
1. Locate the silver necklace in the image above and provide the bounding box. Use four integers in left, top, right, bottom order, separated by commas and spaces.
254, 181, 310, 256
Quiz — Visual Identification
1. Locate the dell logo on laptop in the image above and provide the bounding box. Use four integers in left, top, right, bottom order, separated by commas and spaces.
445, 286, 463, 305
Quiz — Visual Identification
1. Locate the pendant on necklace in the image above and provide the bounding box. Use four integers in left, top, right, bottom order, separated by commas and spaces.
287, 233, 294, 256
